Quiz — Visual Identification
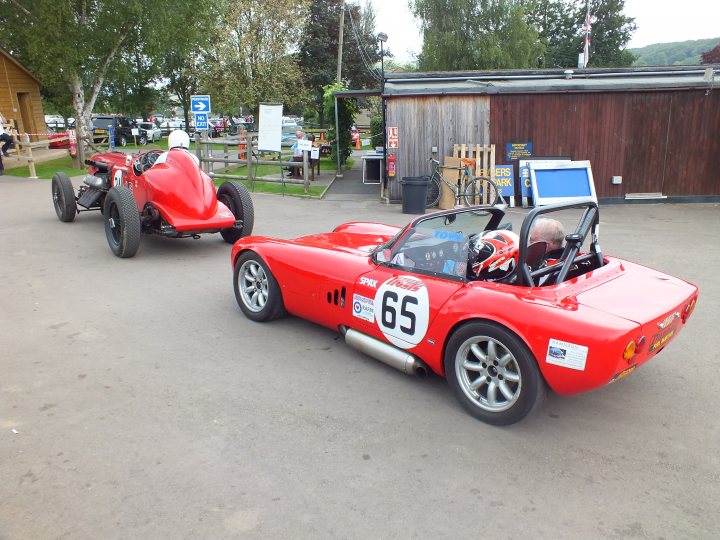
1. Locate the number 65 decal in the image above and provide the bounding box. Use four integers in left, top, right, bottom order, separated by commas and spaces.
375, 276, 430, 349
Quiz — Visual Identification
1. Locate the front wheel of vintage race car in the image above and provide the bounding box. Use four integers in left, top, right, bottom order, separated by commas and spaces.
233, 251, 285, 322
103, 187, 141, 258
445, 321, 546, 426
217, 181, 255, 243
51, 172, 77, 222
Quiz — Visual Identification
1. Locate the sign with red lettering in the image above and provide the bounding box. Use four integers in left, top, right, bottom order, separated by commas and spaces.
387, 127, 399, 149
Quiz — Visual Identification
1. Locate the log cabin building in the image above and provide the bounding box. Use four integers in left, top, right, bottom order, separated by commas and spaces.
0, 47, 46, 142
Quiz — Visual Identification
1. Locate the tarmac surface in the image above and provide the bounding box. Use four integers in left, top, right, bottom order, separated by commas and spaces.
1, 174, 719, 539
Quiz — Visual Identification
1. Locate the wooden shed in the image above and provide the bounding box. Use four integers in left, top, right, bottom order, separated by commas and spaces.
0, 47, 46, 141
371, 66, 720, 203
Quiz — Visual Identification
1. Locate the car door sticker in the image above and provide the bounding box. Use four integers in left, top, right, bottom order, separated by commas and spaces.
352, 294, 375, 322
114, 169, 124, 188
375, 276, 430, 349
546, 338, 588, 371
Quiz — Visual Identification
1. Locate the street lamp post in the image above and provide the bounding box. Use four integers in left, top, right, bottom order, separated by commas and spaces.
377, 32, 388, 197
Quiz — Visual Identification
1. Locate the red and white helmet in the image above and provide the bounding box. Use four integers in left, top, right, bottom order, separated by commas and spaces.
469, 230, 519, 281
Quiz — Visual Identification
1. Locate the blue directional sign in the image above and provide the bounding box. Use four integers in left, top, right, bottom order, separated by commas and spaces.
191, 94, 211, 113
194, 112, 208, 131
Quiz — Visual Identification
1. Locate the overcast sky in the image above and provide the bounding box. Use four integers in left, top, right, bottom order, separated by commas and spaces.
358, 0, 720, 63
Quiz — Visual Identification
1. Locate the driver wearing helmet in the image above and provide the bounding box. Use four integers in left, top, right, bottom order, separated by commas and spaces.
153, 129, 200, 167
468, 230, 519, 282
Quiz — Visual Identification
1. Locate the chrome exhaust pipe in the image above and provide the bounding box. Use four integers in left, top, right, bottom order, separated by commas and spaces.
341, 327, 428, 377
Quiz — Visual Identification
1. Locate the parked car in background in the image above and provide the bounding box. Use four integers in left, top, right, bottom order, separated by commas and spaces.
45, 115, 75, 131
136, 121, 162, 142
91, 115, 147, 146
159, 118, 186, 136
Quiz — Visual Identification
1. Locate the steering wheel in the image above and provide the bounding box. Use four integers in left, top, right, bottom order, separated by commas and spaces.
134, 150, 163, 175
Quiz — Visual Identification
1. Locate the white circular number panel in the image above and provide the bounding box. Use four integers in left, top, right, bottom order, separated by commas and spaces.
374, 276, 430, 349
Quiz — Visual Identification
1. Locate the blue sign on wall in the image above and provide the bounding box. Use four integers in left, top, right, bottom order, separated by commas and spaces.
109, 126, 115, 150
493, 165, 515, 198
505, 142, 533, 161
519, 165, 532, 198
194, 112, 208, 130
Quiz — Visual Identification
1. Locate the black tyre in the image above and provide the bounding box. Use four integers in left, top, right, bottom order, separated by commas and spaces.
444, 321, 545, 425
425, 174, 441, 208
138, 135, 148, 146
51, 172, 76, 222
217, 181, 255, 243
463, 178, 500, 207
103, 187, 141, 258
119, 136, 127, 147
233, 251, 285, 322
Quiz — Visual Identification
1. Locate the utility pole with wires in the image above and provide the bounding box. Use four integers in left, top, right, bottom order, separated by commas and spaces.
337, 0, 345, 83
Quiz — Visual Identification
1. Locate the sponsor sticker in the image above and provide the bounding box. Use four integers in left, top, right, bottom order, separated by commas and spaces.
352, 294, 375, 322
434, 230, 464, 242
359, 277, 378, 288
546, 338, 588, 371
375, 276, 430, 349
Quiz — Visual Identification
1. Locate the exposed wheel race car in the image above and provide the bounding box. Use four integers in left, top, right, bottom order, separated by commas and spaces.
230, 201, 698, 425
51, 148, 254, 257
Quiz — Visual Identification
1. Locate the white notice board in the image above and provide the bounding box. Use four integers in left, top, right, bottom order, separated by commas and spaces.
258, 103, 283, 152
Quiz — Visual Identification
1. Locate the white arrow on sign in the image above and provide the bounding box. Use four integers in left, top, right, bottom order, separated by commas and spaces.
193, 102, 207, 111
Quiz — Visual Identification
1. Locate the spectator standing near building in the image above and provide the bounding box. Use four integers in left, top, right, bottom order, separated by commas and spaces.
0, 111, 16, 157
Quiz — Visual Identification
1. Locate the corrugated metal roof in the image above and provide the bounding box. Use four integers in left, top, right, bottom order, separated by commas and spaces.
333, 67, 718, 97
384, 73, 717, 96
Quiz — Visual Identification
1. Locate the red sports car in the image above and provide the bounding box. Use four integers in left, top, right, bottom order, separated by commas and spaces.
51, 148, 254, 257
229, 201, 698, 425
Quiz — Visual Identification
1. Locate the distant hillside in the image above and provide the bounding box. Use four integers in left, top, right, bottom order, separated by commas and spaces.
630, 37, 720, 66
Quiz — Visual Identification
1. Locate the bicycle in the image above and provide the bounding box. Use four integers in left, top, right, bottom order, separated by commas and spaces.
425, 157, 500, 209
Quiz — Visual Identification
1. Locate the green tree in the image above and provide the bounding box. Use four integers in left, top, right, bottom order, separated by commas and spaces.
1, 0, 148, 162
410, 0, 542, 70
525, 0, 636, 68
201, 0, 310, 120
324, 82, 356, 165
299, 1, 382, 127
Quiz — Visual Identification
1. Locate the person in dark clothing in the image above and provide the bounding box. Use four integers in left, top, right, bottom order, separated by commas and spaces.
0, 112, 15, 157
529, 218, 565, 259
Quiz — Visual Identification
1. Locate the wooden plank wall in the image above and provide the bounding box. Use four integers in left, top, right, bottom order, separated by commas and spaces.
385, 95, 490, 201
489, 90, 720, 198
0, 54, 46, 141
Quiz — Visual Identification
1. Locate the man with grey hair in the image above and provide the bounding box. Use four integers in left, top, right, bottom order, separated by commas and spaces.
529, 217, 565, 259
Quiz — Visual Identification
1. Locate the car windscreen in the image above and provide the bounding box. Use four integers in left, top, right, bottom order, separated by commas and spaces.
93, 118, 112, 130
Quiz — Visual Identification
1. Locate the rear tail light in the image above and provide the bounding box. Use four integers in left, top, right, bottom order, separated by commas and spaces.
623, 341, 636, 361
623, 336, 646, 362
682, 298, 696, 323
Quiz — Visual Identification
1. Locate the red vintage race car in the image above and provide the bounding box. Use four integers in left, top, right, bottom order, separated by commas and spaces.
229, 201, 698, 425
51, 148, 254, 257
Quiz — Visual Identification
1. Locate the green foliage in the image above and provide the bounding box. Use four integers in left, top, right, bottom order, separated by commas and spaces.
630, 38, 720, 66
323, 83, 356, 165
370, 115, 384, 148
410, 0, 543, 70
201, 0, 310, 119
527, 0, 636, 68
299, 1, 381, 127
